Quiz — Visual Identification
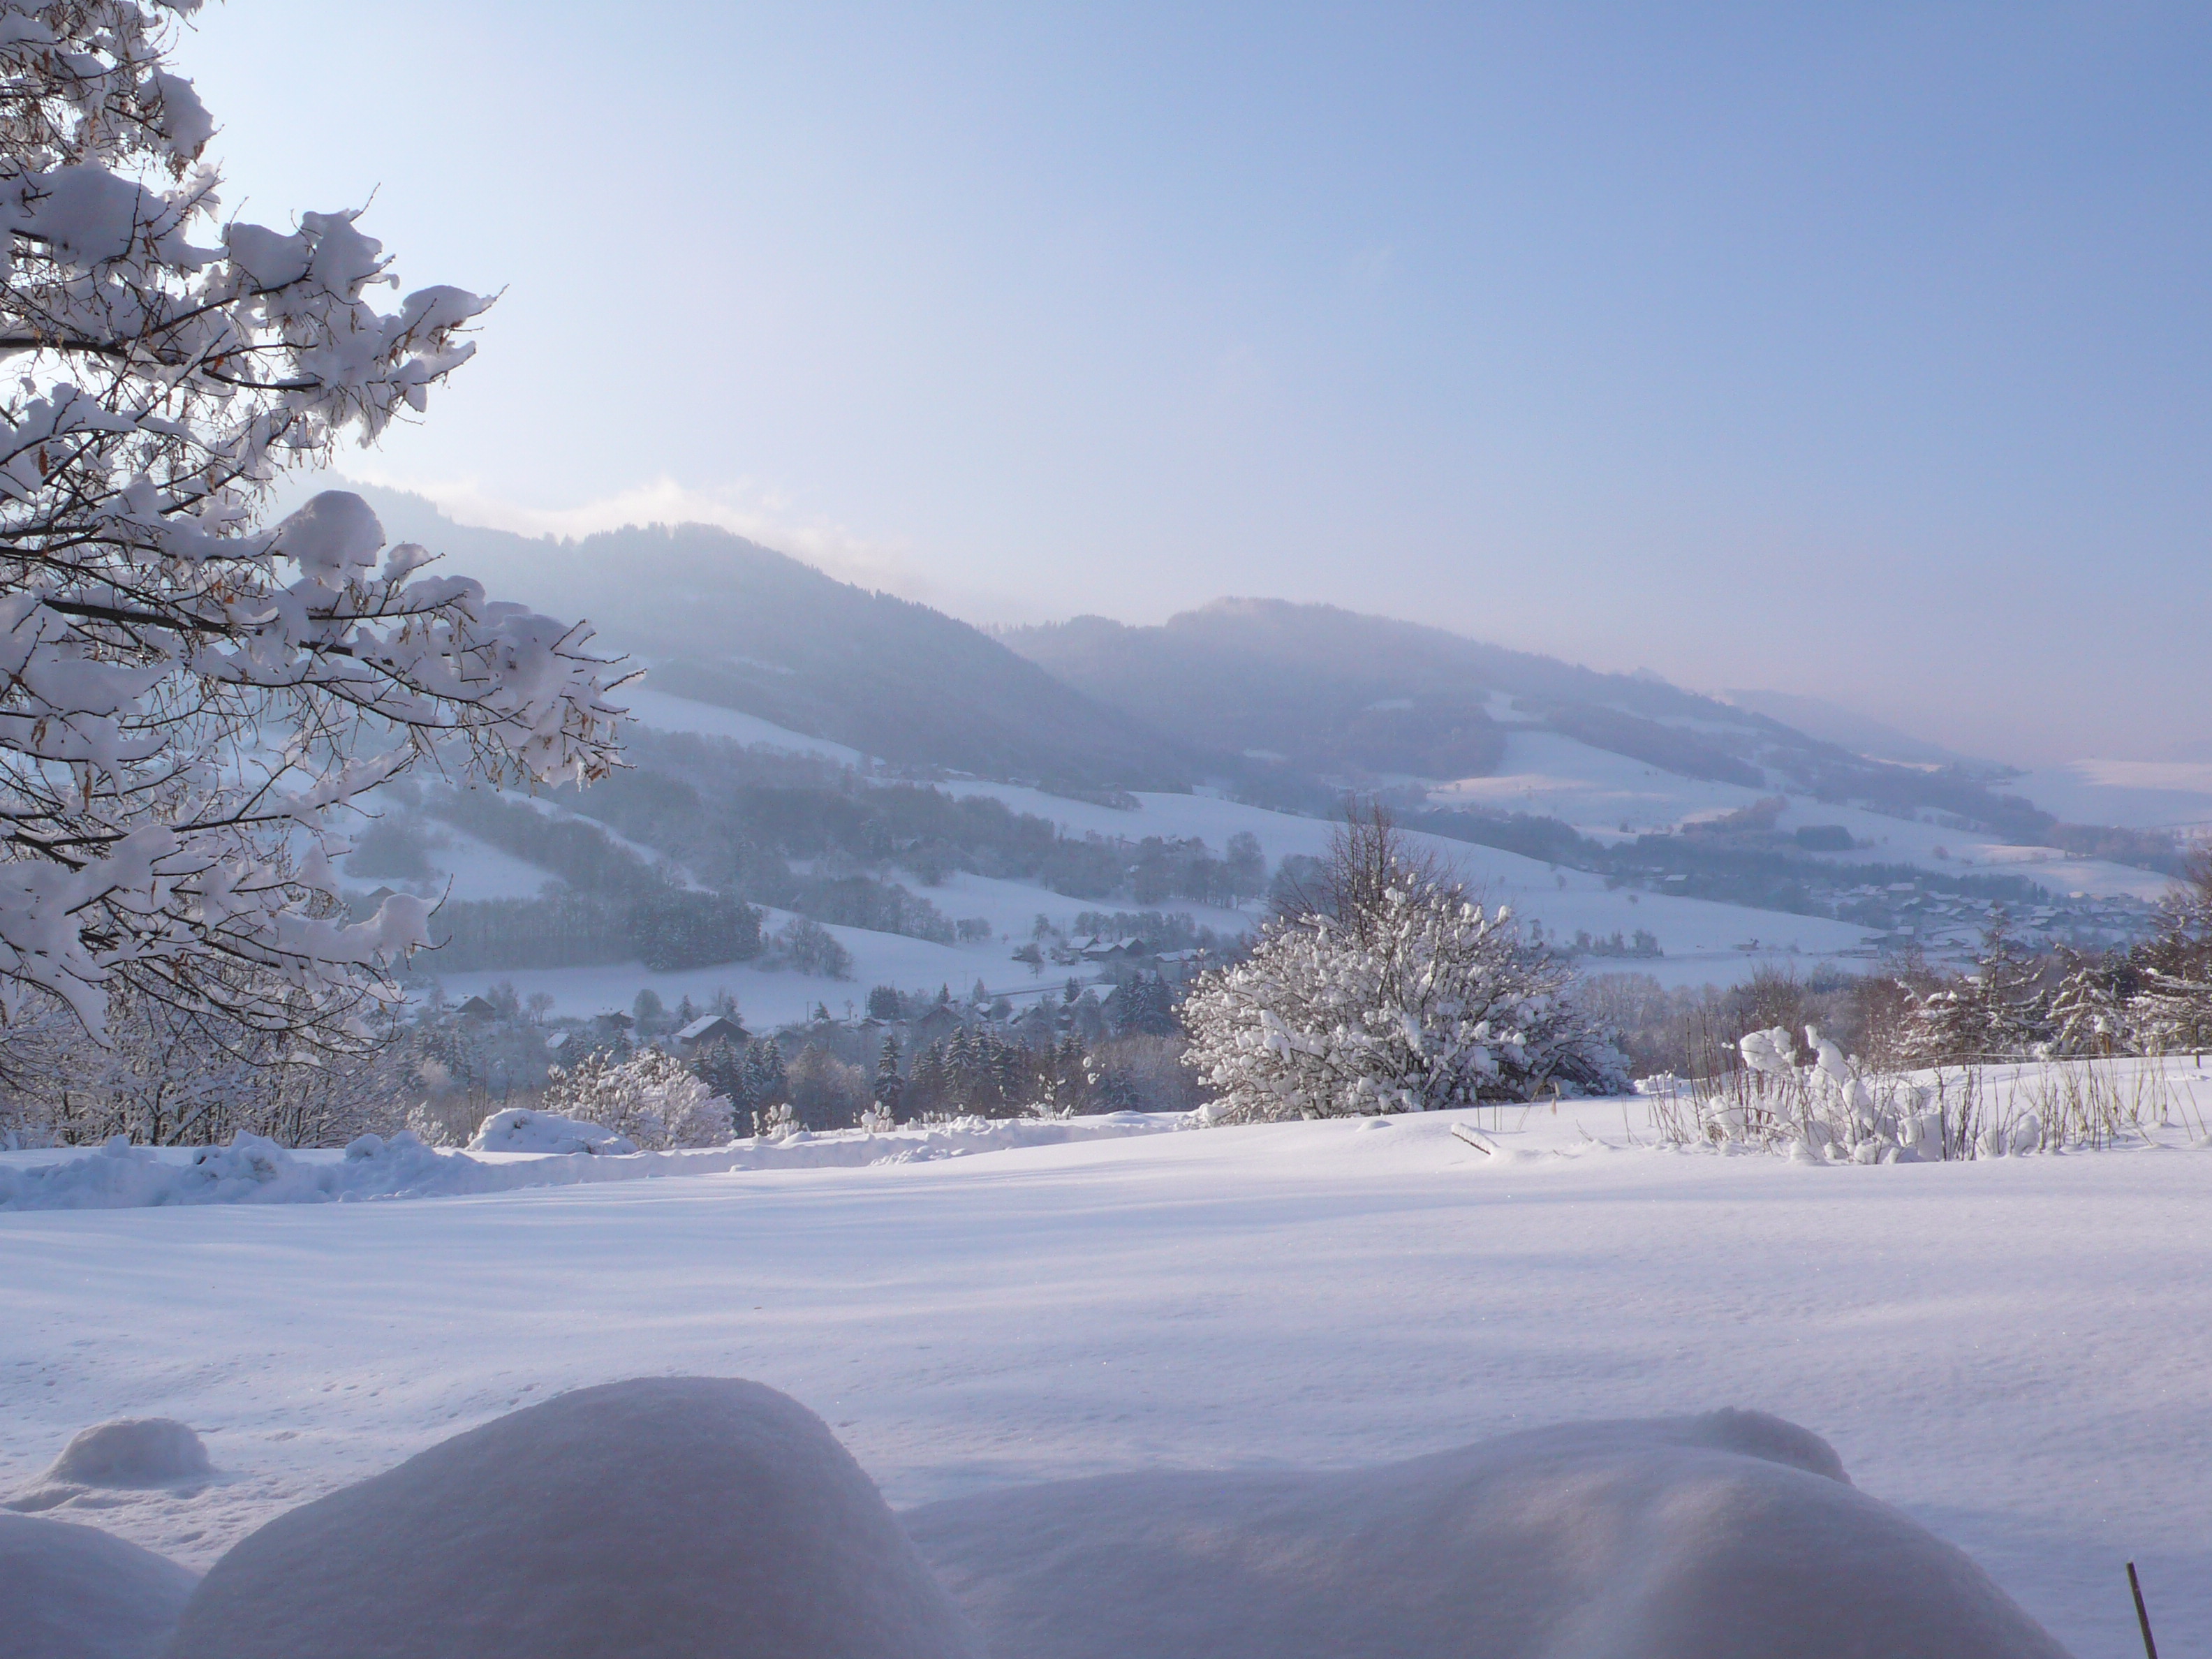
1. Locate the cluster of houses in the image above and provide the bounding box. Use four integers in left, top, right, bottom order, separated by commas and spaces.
1045, 935, 1213, 979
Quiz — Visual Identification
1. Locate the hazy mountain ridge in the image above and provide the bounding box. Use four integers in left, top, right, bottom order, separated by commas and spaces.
346, 489, 2088, 848
1003, 599, 2055, 837
347, 486, 1198, 791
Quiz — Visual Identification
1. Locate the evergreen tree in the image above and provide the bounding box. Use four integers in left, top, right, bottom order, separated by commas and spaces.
742, 1038, 787, 1110
693, 1038, 749, 1128
1905, 912, 2048, 1063
873, 1035, 906, 1121
2045, 949, 2130, 1056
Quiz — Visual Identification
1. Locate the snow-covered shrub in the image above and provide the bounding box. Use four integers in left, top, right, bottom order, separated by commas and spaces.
772, 917, 855, 979
1182, 883, 1625, 1123
0, 3, 626, 1053
540, 1051, 729, 1149
1658, 1024, 2178, 1160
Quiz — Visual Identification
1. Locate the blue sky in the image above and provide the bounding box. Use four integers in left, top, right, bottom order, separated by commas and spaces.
186, 3, 2212, 762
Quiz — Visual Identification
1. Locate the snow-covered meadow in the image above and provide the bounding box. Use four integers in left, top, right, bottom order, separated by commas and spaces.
8, 1074, 2212, 1656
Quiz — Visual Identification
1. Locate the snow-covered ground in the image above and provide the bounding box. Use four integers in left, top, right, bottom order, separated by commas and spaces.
7, 1081, 2211, 1658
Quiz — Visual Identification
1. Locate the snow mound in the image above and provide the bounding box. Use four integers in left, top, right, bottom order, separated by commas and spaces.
903, 1408, 2072, 1659
43, 1419, 209, 1489
0, 1513, 198, 1659
0, 1131, 466, 1211
0, 1114, 1181, 1211
167, 1377, 984, 1659
467, 1107, 638, 1155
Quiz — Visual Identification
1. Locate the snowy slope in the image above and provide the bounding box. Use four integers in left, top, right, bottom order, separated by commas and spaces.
400, 695, 1893, 1016
6, 1094, 2211, 1657
618, 681, 867, 765
1432, 727, 2176, 901
943, 778, 1880, 984
436, 909, 1052, 1029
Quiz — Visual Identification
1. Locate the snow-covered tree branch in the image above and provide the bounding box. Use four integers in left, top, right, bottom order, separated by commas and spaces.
0, 2, 627, 1049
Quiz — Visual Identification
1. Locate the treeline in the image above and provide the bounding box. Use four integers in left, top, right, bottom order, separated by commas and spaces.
422, 891, 764, 975
1406, 804, 2054, 917
1590, 860, 2212, 1079
392, 732, 1278, 975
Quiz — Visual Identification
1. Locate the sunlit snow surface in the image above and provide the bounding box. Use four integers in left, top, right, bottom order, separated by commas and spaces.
7, 1071, 2212, 1657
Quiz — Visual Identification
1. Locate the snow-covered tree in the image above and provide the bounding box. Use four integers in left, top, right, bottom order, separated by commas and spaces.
1903, 913, 2047, 1064
871, 1032, 903, 1121
2125, 966, 2212, 1056
2044, 949, 2130, 1056
0, 4, 626, 1055
1182, 810, 1623, 1122
1, 980, 405, 1146
543, 1049, 725, 1150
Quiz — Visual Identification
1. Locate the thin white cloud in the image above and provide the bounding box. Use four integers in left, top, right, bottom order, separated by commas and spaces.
329, 468, 1054, 627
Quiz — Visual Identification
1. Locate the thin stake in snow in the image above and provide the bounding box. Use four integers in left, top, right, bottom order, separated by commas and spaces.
2126, 1561, 2158, 1659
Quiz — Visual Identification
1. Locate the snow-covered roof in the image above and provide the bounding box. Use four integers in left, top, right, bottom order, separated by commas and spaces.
676, 1014, 742, 1042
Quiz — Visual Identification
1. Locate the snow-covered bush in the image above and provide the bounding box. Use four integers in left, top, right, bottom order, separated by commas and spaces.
772, 917, 854, 979
0, 3, 626, 1060
540, 1050, 728, 1149
1182, 882, 1625, 1123
751, 1100, 799, 1139
1653, 1024, 2179, 1160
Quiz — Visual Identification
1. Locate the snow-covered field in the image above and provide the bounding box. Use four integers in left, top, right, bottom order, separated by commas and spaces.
8, 1080, 2211, 1658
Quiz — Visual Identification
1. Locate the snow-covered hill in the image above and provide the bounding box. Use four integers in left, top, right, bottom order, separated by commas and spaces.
382, 692, 1889, 1022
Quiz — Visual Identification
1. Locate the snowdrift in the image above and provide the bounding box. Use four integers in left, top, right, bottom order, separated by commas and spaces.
905, 1407, 2072, 1659
0, 1113, 1178, 1211
22, 1389, 2070, 1658
0, 1512, 198, 1659
165, 1378, 983, 1659
468, 1107, 637, 1155
7, 1419, 213, 1516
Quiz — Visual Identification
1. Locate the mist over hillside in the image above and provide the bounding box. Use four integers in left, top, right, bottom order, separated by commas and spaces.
1001, 599, 2056, 836
348, 485, 1196, 792
339, 489, 2209, 876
